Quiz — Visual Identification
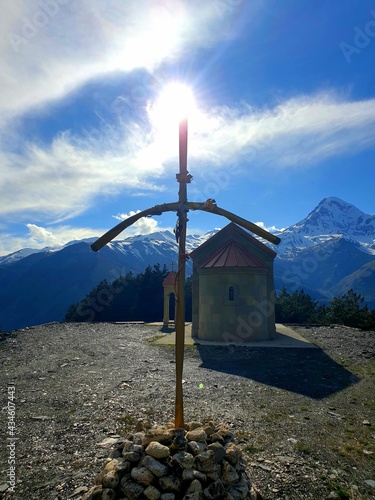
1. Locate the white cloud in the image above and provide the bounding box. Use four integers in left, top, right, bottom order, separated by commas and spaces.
2, 91, 375, 225
0, 0, 238, 124
26, 223, 61, 246
1, 90, 375, 225
0, 222, 103, 256
0, 0, 249, 223
189, 92, 375, 169
1, 2, 375, 237
113, 210, 161, 235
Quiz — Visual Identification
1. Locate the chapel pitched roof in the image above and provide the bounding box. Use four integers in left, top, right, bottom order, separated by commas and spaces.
198, 240, 268, 269
162, 271, 177, 286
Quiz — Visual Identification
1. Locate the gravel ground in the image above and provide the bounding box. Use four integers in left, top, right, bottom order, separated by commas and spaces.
0, 322, 374, 500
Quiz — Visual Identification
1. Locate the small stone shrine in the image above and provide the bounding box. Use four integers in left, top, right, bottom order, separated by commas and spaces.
191, 223, 277, 342
162, 270, 177, 326
83, 420, 260, 499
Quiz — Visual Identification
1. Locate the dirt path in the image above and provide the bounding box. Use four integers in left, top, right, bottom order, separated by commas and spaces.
0, 322, 374, 499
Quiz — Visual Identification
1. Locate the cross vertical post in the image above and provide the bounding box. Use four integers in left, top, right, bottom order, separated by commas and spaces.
174, 116, 189, 428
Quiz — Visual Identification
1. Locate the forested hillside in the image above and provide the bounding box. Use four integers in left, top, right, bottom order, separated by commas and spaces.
65, 265, 374, 330
65, 264, 193, 323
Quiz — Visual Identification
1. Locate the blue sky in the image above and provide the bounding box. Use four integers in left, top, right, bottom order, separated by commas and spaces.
1, 0, 375, 255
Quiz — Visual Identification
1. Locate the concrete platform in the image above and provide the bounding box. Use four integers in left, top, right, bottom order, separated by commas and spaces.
147, 323, 317, 348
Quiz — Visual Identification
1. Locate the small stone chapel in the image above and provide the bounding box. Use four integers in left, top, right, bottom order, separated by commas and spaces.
190, 222, 277, 342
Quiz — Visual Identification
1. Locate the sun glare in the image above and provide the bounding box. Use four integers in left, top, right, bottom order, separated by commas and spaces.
149, 82, 197, 131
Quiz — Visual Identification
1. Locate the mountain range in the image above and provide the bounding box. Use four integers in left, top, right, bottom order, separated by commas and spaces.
0, 197, 374, 331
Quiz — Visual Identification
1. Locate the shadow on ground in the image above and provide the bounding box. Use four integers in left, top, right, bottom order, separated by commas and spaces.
196, 345, 359, 399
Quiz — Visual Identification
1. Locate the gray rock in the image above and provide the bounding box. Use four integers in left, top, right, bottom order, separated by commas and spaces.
171, 450, 195, 469
122, 440, 135, 452
133, 432, 145, 445
121, 478, 144, 499
115, 458, 131, 474
146, 441, 170, 459
131, 466, 155, 486
158, 475, 182, 492
222, 460, 239, 485
183, 493, 202, 500
186, 429, 207, 443
365, 479, 375, 488
144, 484, 161, 499
171, 427, 187, 450
142, 455, 169, 477
160, 494, 175, 500
186, 421, 202, 430
208, 433, 224, 444
203, 423, 215, 436
188, 441, 206, 456
182, 468, 207, 483
207, 442, 226, 463
203, 479, 225, 499
195, 450, 216, 473
82, 485, 103, 500
97, 437, 118, 448
143, 427, 173, 446
186, 478, 203, 494
225, 443, 242, 465
102, 489, 116, 500
206, 464, 221, 481
109, 447, 122, 459
123, 450, 143, 462
228, 481, 250, 499
102, 470, 120, 489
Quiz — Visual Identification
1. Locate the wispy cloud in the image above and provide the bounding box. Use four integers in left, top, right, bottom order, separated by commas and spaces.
0, 0, 238, 123
2, 91, 375, 225
1, 2, 375, 252
0, 223, 101, 256
112, 210, 168, 235
189, 92, 375, 169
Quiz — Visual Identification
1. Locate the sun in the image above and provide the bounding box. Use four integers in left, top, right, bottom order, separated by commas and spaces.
148, 82, 197, 132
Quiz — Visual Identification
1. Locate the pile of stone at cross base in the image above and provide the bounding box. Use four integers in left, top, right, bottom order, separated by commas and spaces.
83, 420, 263, 499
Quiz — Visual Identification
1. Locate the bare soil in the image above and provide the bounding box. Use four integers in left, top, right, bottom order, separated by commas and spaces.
0, 322, 374, 499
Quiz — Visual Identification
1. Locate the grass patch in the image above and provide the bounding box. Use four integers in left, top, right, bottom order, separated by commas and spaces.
147, 334, 166, 343
327, 480, 351, 499
293, 442, 311, 454
115, 413, 139, 436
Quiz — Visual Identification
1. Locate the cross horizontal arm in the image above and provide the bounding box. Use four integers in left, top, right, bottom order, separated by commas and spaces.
91, 200, 281, 252
91, 203, 179, 251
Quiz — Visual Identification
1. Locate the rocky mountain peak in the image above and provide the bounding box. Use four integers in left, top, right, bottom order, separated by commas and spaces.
280, 196, 375, 244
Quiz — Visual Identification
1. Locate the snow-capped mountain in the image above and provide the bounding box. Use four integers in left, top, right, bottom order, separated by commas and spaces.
0, 229, 218, 331
276, 197, 375, 257
0, 247, 51, 265
0, 198, 374, 332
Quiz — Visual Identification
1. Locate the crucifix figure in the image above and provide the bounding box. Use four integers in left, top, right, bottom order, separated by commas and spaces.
91, 87, 280, 428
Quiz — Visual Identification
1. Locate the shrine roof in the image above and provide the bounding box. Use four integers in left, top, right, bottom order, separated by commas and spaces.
162, 271, 177, 285
198, 240, 268, 269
